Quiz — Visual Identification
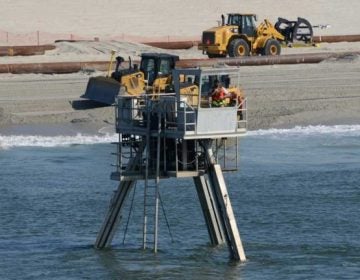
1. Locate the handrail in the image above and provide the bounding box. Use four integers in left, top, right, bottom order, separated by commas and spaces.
177, 100, 197, 133
115, 94, 247, 136
236, 98, 247, 131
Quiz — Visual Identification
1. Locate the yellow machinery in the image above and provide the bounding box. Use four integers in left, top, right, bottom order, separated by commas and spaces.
199, 13, 285, 57
199, 13, 313, 58
83, 53, 182, 105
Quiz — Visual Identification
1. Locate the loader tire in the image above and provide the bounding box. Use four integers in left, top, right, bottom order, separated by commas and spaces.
263, 39, 281, 56
228, 39, 250, 57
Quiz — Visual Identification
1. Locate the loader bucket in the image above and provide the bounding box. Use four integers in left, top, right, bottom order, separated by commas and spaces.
82, 76, 121, 105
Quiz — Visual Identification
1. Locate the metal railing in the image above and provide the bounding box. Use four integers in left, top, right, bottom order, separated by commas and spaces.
236, 98, 247, 131
115, 94, 247, 137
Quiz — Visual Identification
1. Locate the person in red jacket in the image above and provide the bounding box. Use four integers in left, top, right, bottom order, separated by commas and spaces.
210, 81, 231, 107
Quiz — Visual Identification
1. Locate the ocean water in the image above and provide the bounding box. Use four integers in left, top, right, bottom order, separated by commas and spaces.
0, 125, 359, 280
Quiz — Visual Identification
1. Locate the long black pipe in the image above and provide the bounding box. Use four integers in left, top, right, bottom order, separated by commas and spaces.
176, 51, 360, 67
313, 35, 360, 43
142, 35, 360, 49
0, 45, 55, 56
0, 61, 109, 74
0, 51, 359, 74
1, 34, 356, 56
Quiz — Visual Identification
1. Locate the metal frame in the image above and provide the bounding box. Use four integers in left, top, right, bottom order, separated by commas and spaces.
96, 67, 247, 261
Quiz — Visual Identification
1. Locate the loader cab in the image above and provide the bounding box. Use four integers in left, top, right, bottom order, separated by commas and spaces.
227, 13, 257, 37
111, 56, 139, 82
140, 53, 179, 86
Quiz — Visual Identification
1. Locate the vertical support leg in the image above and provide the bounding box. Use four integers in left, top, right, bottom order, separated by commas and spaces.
208, 164, 246, 261
95, 144, 144, 249
193, 176, 225, 245
182, 140, 188, 171
152, 113, 161, 253
95, 180, 136, 248
201, 139, 246, 261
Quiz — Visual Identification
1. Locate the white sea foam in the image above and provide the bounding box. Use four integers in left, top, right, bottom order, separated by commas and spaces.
247, 125, 360, 137
1, 125, 359, 149
0, 133, 118, 149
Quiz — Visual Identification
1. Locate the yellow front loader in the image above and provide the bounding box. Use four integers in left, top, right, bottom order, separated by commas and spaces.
199, 13, 313, 58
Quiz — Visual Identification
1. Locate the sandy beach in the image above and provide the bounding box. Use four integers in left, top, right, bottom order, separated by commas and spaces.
2, 0, 360, 39
0, 0, 360, 134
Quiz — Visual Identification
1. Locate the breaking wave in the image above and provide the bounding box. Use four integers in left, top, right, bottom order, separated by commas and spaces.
247, 125, 360, 137
1, 125, 359, 148
0, 133, 118, 149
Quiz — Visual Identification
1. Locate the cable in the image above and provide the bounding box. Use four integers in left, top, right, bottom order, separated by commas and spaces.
122, 182, 137, 244
158, 191, 174, 243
